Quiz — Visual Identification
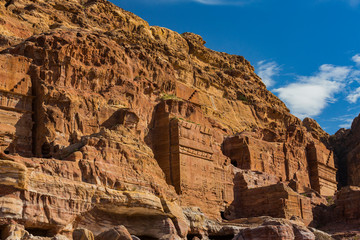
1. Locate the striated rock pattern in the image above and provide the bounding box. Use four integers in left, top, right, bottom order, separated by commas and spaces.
73, 229, 94, 240
222, 130, 337, 196
306, 140, 337, 196
331, 113, 360, 187
223, 131, 313, 193
0, 0, 355, 239
151, 99, 234, 219
313, 186, 360, 239
94, 225, 132, 240
232, 218, 315, 240
227, 183, 313, 226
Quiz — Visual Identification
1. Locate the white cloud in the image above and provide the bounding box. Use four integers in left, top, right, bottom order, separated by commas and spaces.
349, 69, 360, 83
347, 0, 360, 7
274, 64, 352, 119
339, 119, 353, 128
352, 54, 360, 66
346, 54, 360, 103
347, 87, 360, 103
256, 60, 280, 87
330, 115, 357, 129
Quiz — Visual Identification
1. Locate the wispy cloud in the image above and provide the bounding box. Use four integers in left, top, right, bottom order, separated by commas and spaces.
347, 87, 360, 103
347, 0, 360, 7
328, 114, 357, 129
271, 54, 360, 119
274, 64, 352, 119
352, 54, 360, 65
346, 53, 360, 103
256, 60, 280, 87
339, 120, 353, 128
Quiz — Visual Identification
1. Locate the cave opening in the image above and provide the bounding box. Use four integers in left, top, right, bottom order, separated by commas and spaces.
0, 225, 5, 240
25, 228, 54, 238
40, 142, 51, 158
3, 150, 9, 154
5, 0, 14, 8
209, 235, 235, 240
220, 211, 226, 220
187, 234, 202, 240
231, 160, 238, 167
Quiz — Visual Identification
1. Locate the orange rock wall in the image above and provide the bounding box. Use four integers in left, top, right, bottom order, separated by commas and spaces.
0, 0, 344, 236
223, 135, 287, 180
152, 100, 233, 219
232, 183, 313, 226
307, 141, 337, 196
0, 55, 33, 157
223, 134, 313, 192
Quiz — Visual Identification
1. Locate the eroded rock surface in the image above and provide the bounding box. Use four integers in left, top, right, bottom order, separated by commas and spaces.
331, 113, 360, 187
0, 0, 354, 239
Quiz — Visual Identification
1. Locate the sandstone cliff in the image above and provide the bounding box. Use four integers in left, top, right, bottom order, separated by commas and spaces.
330, 113, 360, 187
0, 0, 354, 239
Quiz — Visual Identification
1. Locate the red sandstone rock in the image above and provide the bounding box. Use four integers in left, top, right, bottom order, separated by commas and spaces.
151, 99, 234, 219
227, 183, 313, 226
333, 186, 360, 223
235, 223, 295, 240
292, 224, 315, 240
233, 220, 315, 240
223, 130, 337, 196
0, 0, 343, 238
2, 224, 28, 240
95, 226, 132, 240
306, 140, 337, 196
303, 118, 330, 145
331, 113, 360, 187
73, 229, 94, 240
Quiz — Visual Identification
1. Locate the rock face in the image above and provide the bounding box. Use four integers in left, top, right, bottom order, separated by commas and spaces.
306, 140, 337, 196
95, 226, 132, 240
228, 183, 313, 226
223, 132, 313, 193
152, 100, 234, 219
232, 218, 315, 240
331, 113, 360, 187
73, 229, 94, 240
333, 186, 360, 224
222, 131, 337, 196
314, 113, 360, 238
0, 0, 353, 238
0, 55, 33, 157
313, 186, 360, 239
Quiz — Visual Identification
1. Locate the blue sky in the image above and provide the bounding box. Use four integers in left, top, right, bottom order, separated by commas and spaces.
112, 0, 360, 134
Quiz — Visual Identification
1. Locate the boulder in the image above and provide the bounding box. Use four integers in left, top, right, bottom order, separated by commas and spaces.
73, 229, 94, 240
95, 226, 132, 240
2, 224, 28, 240
235, 224, 295, 240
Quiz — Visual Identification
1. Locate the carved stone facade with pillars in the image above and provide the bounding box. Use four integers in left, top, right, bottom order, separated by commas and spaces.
307, 141, 337, 196
152, 100, 234, 219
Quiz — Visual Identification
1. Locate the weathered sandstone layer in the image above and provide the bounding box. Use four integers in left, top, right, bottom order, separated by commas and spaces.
0, 0, 356, 239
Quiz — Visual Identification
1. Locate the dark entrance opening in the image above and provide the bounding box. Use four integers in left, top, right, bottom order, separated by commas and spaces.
231, 160, 238, 167
0, 225, 6, 240
25, 228, 54, 238
209, 235, 235, 240
220, 211, 226, 220
187, 234, 202, 240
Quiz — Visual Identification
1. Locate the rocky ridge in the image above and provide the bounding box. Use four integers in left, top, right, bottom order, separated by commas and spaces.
0, 0, 358, 239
